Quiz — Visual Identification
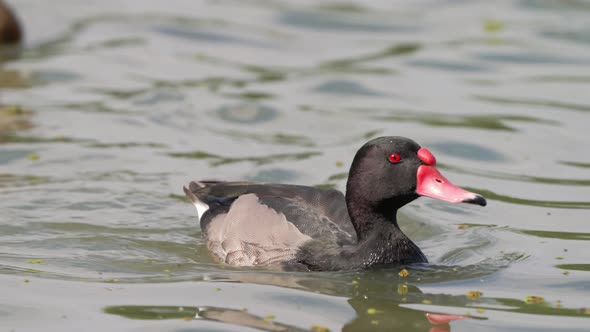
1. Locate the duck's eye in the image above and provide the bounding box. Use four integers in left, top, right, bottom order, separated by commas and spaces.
388, 153, 401, 163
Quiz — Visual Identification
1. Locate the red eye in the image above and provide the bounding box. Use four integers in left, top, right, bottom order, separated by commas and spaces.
388, 153, 401, 163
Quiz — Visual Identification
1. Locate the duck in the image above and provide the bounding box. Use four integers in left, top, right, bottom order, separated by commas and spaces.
183, 136, 486, 271
0, 0, 22, 45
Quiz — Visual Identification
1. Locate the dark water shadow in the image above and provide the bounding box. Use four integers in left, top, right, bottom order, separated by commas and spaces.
209, 129, 314, 147
439, 163, 590, 187
475, 95, 590, 113
278, 9, 418, 33
246, 168, 301, 183
520, 0, 590, 12
464, 188, 590, 209
319, 43, 419, 69
313, 80, 385, 97
518, 229, 590, 241
169, 150, 321, 167
407, 60, 490, 72
0, 173, 51, 188
526, 75, 590, 84
153, 25, 275, 48
476, 52, 589, 65
428, 142, 506, 162
187, 42, 414, 91
559, 161, 590, 169
374, 110, 556, 132
21, 13, 275, 60
542, 27, 590, 46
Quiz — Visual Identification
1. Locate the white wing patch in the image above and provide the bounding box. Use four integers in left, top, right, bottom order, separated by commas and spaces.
206, 194, 312, 266
183, 184, 210, 220
193, 201, 209, 220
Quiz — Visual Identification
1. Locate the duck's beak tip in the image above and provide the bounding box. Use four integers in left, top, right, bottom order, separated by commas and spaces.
462, 194, 487, 207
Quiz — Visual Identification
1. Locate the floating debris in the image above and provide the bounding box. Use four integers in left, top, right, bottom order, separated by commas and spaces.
367, 308, 377, 315
26, 259, 43, 264
525, 295, 545, 304
397, 284, 409, 296
3, 105, 26, 115
466, 291, 483, 299
311, 324, 330, 332
398, 269, 410, 278
27, 153, 40, 161
476, 308, 485, 314
264, 314, 276, 321
563, 270, 570, 276
484, 20, 504, 33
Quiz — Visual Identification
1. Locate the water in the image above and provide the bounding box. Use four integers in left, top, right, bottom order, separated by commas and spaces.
1, 0, 589, 331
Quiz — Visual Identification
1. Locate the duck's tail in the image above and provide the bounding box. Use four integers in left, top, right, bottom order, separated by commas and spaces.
183, 180, 221, 219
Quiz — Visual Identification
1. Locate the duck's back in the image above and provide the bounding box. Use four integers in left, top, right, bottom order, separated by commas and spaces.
183, 181, 356, 266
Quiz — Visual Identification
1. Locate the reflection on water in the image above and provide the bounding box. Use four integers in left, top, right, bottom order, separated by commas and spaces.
102, 272, 590, 332
105, 305, 312, 331
1, 0, 589, 331
0, 105, 32, 136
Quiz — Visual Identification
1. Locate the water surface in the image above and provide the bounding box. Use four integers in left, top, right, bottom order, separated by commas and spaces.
1, 0, 589, 331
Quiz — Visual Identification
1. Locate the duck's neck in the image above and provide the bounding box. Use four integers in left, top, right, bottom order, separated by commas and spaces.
342, 192, 427, 269
294, 186, 427, 271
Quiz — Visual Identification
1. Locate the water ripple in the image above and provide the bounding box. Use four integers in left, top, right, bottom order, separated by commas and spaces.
169, 150, 321, 166
375, 111, 555, 132
466, 188, 590, 209
476, 95, 590, 112
440, 163, 590, 186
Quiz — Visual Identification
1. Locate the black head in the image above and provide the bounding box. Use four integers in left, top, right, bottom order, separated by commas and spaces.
346, 136, 486, 214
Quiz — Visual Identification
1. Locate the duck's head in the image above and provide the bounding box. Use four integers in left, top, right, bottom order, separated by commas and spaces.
346, 136, 486, 211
